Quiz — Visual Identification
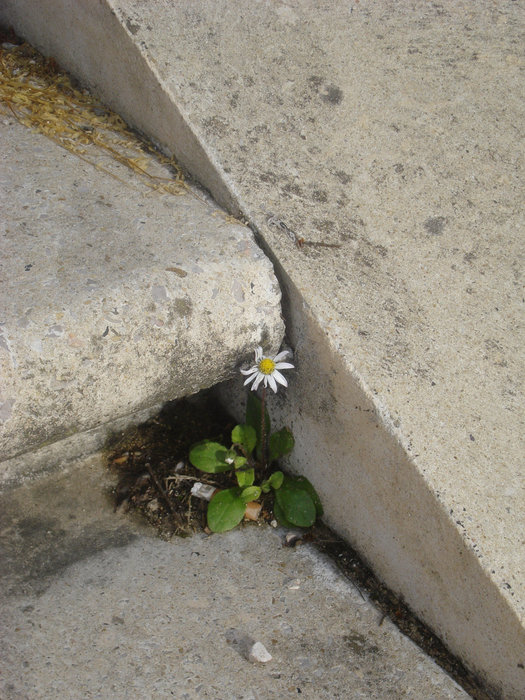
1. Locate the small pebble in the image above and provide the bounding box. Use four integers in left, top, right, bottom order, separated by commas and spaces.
147, 498, 159, 512
190, 482, 216, 501
284, 532, 303, 547
244, 501, 262, 521
248, 642, 272, 664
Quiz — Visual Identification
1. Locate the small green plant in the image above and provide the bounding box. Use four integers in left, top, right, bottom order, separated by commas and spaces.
189, 346, 323, 532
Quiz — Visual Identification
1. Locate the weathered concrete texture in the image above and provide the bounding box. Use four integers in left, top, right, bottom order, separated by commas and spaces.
0, 455, 468, 699
0, 117, 283, 474
2, 1, 524, 696
0, 402, 159, 490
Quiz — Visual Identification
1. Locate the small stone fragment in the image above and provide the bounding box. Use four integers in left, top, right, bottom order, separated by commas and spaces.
244, 501, 262, 521
190, 482, 217, 501
284, 532, 303, 547
147, 498, 159, 512
248, 641, 272, 663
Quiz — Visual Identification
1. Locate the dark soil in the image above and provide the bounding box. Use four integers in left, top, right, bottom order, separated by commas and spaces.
106, 392, 277, 537
105, 391, 490, 699
106, 393, 237, 537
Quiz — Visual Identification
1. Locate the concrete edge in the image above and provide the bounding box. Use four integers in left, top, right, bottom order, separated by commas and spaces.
0, 403, 161, 493
0, 1, 240, 216
0, 29, 284, 475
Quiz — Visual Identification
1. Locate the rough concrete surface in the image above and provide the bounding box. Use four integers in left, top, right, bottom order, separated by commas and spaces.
0, 116, 283, 472
1, 1, 524, 696
0, 403, 160, 491
0, 455, 468, 699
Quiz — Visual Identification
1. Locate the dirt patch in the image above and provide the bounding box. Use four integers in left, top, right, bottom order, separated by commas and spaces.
106, 393, 235, 537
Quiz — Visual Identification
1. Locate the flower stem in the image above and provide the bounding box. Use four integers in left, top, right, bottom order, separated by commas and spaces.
260, 386, 267, 469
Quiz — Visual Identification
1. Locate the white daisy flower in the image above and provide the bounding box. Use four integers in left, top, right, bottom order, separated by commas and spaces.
241, 346, 294, 393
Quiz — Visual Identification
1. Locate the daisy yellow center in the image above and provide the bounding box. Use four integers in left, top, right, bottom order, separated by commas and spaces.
258, 358, 276, 375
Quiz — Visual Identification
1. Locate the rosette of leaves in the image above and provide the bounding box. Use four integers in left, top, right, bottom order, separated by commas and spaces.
189, 394, 322, 532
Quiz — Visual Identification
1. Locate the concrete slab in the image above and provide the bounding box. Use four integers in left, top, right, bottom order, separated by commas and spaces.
0, 115, 283, 478
1, 2, 524, 696
0, 454, 468, 699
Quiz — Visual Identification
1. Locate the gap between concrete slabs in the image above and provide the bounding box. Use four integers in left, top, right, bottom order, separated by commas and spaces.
1, 2, 523, 697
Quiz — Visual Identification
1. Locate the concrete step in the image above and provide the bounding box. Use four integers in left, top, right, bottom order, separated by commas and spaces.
0, 71, 283, 484
1, 2, 524, 697
0, 453, 469, 699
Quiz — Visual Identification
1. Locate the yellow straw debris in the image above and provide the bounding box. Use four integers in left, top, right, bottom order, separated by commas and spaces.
0, 42, 187, 196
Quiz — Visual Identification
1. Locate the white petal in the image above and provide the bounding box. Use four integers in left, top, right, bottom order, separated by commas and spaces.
241, 366, 257, 375
267, 374, 278, 392
273, 350, 290, 362
252, 372, 264, 391
255, 346, 263, 361
274, 362, 294, 370
273, 370, 288, 387
244, 375, 256, 387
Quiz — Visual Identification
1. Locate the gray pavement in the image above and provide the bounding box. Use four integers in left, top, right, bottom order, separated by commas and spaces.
0, 454, 468, 700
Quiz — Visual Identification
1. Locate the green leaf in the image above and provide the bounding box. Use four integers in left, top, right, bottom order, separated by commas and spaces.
273, 500, 296, 529
269, 428, 295, 462
276, 485, 316, 528
189, 440, 231, 473
240, 486, 261, 503
236, 468, 255, 488
246, 392, 270, 459
283, 475, 323, 516
268, 470, 284, 490
231, 424, 257, 454
207, 489, 246, 532
233, 455, 247, 469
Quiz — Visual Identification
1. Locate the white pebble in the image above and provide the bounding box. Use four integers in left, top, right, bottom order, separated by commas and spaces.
190, 482, 217, 501
248, 641, 272, 663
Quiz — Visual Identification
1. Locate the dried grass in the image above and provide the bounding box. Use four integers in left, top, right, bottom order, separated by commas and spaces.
0, 42, 187, 195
